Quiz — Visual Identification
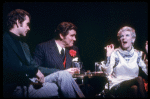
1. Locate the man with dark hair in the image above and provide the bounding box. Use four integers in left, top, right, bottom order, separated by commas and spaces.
3, 9, 85, 98
33, 21, 84, 75
6, 9, 31, 31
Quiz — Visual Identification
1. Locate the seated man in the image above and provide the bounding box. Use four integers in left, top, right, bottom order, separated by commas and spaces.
3, 9, 85, 98
33, 21, 85, 75
33, 21, 99, 98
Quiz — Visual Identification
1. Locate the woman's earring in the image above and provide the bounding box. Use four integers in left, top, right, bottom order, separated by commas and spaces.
131, 40, 134, 44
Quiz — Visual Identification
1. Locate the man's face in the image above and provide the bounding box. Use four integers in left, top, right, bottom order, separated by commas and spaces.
62, 29, 76, 47
119, 31, 133, 50
18, 15, 30, 37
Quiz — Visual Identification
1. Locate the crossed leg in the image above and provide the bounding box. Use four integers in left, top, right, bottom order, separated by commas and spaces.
110, 76, 146, 98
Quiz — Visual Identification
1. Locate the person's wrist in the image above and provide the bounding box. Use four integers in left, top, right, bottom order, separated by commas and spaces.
106, 53, 111, 57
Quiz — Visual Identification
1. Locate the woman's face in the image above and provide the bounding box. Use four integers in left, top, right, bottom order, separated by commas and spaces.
119, 31, 134, 51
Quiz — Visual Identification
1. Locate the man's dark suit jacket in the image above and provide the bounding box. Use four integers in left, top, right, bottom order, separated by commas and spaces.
33, 39, 81, 75
3, 32, 54, 97
3, 32, 39, 96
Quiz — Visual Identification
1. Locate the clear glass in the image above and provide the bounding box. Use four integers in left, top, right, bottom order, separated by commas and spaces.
95, 62, 101, 73
72, 62, 83, 74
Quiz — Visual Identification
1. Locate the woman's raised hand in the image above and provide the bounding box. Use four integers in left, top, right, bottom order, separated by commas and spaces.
145, 41, 148, 54
104, 44, 114, 57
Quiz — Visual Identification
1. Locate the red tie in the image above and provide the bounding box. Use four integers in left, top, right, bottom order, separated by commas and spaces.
63, 56, 66, 68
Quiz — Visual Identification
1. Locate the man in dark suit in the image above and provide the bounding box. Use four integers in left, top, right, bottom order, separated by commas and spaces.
3, 9, 85, 98
33, 22, 84, 75
33, 22, 103, 98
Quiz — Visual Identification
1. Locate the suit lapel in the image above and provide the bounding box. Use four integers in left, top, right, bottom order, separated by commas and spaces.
19, 41, 30, 64
49, 39, 65, 70
65, 48, 72, 69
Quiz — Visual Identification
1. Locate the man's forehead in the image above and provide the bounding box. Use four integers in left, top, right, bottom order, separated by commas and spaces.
25, 15, 30, 22
68, 29, 76, 35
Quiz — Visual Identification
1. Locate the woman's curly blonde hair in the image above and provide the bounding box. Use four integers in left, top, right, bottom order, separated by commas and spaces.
117, 26, 136, 44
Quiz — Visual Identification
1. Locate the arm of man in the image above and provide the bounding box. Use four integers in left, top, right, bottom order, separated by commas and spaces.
3, 41, 38, 84
33, 44, 45, 66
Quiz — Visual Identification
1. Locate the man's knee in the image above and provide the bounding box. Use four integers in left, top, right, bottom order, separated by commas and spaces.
29, 83, 59, 98
59, 70, 71, 77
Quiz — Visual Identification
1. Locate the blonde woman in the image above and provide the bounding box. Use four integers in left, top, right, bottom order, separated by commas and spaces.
102, 26, 148, 98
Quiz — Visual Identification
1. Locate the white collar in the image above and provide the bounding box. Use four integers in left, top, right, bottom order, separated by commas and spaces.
118, 46, 134, 56
55, 41, 65, 54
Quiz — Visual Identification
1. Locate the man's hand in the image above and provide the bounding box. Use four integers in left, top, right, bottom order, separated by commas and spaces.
65, 68, 80, 75
36, 69, 45, 84
31, 70, 45, 89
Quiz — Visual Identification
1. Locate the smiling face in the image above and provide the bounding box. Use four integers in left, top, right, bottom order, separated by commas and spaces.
119, 31, 134, 51
62, 29, 76, 47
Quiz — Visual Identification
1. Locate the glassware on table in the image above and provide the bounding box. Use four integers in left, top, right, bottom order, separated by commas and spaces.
72, 62, 83, 74
95, 62, 102, 73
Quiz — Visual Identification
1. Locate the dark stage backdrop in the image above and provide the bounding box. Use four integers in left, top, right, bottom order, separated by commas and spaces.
3, 2, 148, 71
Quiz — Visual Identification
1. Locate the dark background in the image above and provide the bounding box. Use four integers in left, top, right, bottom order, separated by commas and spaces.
3, 2, 148, 71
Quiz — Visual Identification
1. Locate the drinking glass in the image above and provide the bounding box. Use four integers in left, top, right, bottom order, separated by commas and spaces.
72, 62, 83, 74
95, 62, 101, 73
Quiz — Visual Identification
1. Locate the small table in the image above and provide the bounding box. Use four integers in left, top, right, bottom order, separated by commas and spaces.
73, 72, 108, 95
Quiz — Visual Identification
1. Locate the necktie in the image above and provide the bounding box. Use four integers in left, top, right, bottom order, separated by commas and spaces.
61, 48, 66, 68
63, 56, 66, 68
61, 48, 65, 59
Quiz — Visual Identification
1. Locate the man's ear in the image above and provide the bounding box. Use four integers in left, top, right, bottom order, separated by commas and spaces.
16, 20, 22, 28
59, 33, 64, 40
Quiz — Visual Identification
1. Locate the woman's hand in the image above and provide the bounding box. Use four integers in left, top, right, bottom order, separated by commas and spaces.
105, 44, 114, 57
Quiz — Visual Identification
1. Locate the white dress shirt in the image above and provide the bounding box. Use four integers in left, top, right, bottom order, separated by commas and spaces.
55, 41, 65, 54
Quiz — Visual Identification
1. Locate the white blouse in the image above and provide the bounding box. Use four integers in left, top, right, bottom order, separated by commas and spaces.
102, 47, 148, 90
